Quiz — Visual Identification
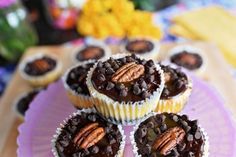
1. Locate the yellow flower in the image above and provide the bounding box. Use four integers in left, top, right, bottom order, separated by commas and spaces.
76, 0, 162, 39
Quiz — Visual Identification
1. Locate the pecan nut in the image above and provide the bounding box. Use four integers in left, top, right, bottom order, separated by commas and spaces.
83, 47, 101, 60
152, 127, 185, 155
33, 59, 50, 71
111, 62, 145, 83
73, 122, 105, 149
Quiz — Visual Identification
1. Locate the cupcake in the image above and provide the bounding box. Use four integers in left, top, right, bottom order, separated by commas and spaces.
20, 53, 63, 87
13, 89, 42, 120
62, 60, 95, 109
72, 42, 111, 64
86, 54, 164, 125
52, 108, 125, 157
131, 112, 209, 157
154, 65, 192, 113
169, 45, 206, 77
121, 38, 160, 60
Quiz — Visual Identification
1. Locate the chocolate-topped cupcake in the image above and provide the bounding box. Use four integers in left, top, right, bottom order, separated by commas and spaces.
63, 60, 95, 109
154, 64, 192, 113
169, 45, 206, 77
52, 108, 125, 157
131, 112, 209, 157
20, 53, 62, 87
14, 89, 42, 119
121, 38, 160, 60
72, 42, 111, 63
86, 54, 164, 125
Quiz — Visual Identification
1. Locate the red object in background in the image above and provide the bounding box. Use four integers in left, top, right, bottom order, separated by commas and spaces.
49, 5, 78, 29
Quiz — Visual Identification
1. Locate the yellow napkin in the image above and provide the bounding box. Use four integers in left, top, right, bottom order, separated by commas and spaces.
170, 6, 236, 67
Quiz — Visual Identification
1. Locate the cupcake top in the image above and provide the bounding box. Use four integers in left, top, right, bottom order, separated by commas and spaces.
65, 62, 94, 96
161, 65, 189, 99
170, 50, 203, 70
76, 45, 105, 62
23, 56, 57, 76
125, 39, 154, 54
15, 89, 41, 117
134, 113, 205, 157
54, 111, 123, 157
90, 54, 163, 102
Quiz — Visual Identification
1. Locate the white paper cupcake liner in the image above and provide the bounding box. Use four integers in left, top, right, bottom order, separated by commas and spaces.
86, 54, 165, 125
19, 53, 63, 87
120, 37, 160, 60
71, 39, 112, 65
130, 112, 209, 157
168, 45, 207, 78
155, 63, 193, 113
51, 108, 126, 157
62, 60, 96, 109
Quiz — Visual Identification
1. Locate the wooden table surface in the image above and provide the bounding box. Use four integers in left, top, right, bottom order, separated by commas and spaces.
0, 42, 236, 157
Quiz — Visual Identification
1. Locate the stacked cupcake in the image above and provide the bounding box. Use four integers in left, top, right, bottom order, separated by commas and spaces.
53, 41, 209, 157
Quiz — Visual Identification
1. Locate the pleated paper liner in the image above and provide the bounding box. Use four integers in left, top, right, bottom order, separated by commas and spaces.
17, 77, 236, 157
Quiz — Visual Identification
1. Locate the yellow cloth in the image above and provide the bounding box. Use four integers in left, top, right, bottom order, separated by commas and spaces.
170, 6, 236, 67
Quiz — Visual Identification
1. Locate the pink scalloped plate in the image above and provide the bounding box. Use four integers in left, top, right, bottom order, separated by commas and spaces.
17, 76, 236, 157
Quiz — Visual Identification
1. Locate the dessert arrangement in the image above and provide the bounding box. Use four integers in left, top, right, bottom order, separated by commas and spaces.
18, 39, 235, 157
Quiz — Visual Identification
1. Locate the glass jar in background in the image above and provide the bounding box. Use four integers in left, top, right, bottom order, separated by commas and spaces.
43, 0, 86, 30
0, 0, 37, 62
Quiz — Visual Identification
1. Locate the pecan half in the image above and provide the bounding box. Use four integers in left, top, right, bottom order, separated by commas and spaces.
33, 59, 50, 71
152, 127, 185, 155
83, 47, 101, 60
111, 62, 145, 83
73, 122, 105, 149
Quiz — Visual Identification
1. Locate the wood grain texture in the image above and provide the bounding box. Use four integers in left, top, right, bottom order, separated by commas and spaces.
0, 42, 236, 157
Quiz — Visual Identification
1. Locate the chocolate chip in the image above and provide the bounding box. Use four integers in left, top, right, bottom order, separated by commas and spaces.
187, 134, 194, 142
172, 115, 179, 122
98, 67, 106, 74
162, 88, 170, 96
105, 146, 113, 154
88, 114, 96, 122
188, 152, 195, 157
142, 91, 150, 99
126, 56, 134, 62
171, 148, 180, 157
160, 114, 166, 123
147, 67, 155, 74
113, 63, 120, 70
71, 118, 80, 125
106, 82, 115, 90
192, 120, 198, 126
138, 127, 147, 138
116, 83, 125, 90
147, 121, 154, 128
120, 88, 128, 97
104, 62, 111, 68
143, 144, 151, 155
68, 125, 77, 133
106, 67, 115, 75
97, 61, 103, 68
195, 131, 202, 140
77, 87, 82, 93
140, 80, 147, 89
59, 139, 69, 147
131, 54, 138, 59
180, 120, 188, 127
141, 60, 147, 65
181, 115, 188, 120
148, 75, 155, 82
154, 127, 161, 134
98, 74, 106, 81
177, 142, 186, 152
72, 152, 83, 157
133, 84, 141, 95
91, 145, 99, 154
120, 57, 126, 63
175, 80, 184, 89
69, 72, 76, 79
160, 124, 167, 132
184, 126, 191, 132
108, 135, 116, 144
147, 60, 154, 67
